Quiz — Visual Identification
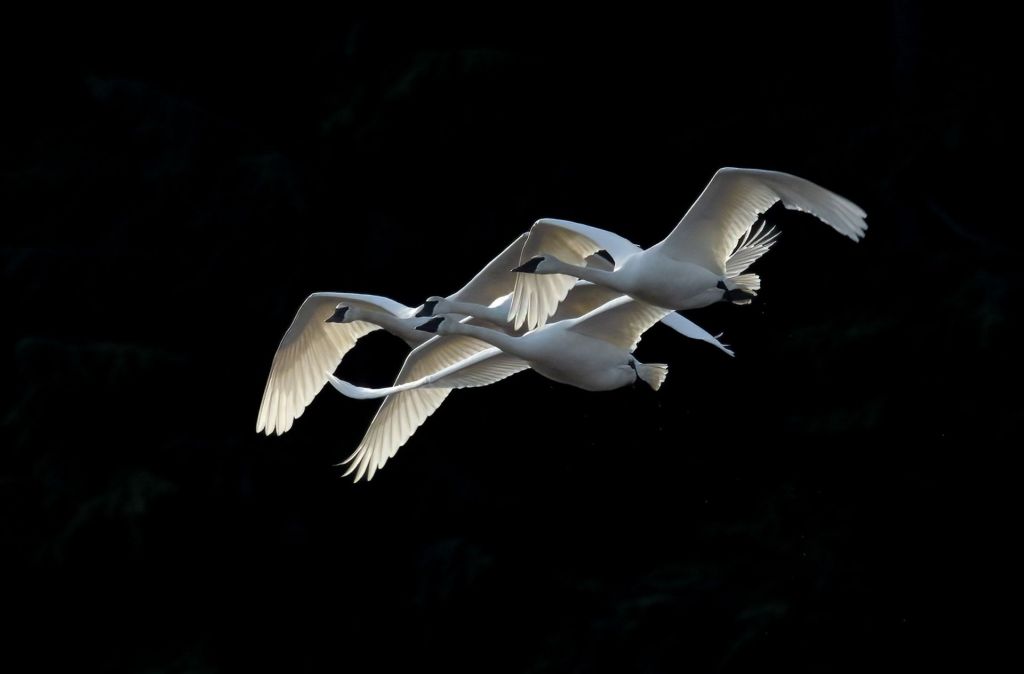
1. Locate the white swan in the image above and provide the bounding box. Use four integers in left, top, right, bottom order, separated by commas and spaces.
507, 167, 867, 330
328, 295, 691, 480
256, 232, 530, 436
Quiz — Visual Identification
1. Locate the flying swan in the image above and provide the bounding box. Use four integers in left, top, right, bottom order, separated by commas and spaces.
328, 294, 698, 480
256, 232, 531, 435
507, 167, 867, 330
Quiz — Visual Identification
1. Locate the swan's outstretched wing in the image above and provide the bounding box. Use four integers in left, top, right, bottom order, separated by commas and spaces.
509, 218, 643, 331
654, 167, 867, 273
549, 282, 624, 322
333, 335, 530, 481
256, 292, 413, 436
446, 233, 529, 306
657, 311, 734, 356
566, 296, 672, 352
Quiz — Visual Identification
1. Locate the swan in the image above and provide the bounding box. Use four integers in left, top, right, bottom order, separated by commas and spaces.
507, 167, 868, 330
328, 294, 690, 480
256, 232, 530, 435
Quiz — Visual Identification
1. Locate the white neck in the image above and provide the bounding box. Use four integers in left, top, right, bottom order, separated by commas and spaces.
349, 307, 414, 336
440, 299, 510, 326
445, 320, 529, 359
548, 257, 627, 293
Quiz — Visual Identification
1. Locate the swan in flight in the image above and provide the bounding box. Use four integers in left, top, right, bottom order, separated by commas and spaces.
256, 232, 530, 435
328, 294, 695, 480
507, 167, 868, 330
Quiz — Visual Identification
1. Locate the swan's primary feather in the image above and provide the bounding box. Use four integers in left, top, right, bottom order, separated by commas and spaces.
337, 336, 530, 481
724, 220, 780, 278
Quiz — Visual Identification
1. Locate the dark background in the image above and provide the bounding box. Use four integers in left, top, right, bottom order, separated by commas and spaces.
2, 8, 1016, 672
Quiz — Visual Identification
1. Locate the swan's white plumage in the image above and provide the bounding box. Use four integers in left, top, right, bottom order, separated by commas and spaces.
339, 335, 530, 481
565, 296, 671, 352
447, 232, 529, 304
256, 292, 414, 436
509, 219, 641, 330
330, 295, 712, 480
508, 168, 866, 330
724, 220, 780, 279
658, 311, 734, 356
656, 167, 866, 273
257, 233, 532, 438
334, 279, 731, 480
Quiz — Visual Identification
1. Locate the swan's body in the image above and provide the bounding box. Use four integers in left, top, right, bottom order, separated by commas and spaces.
257, 232, 531, 435
508, 167, 867, 330
329, 295, 680, 480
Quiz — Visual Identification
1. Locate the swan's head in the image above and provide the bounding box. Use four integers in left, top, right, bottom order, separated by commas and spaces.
512, 256, 551, 274
415, 296, 445, 318
416, 316, 447, 334
325, 304, 351, 323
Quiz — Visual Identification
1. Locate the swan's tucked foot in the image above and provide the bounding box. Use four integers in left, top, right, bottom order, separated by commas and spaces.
724, 288, 756, 304
325, 306, 349, 323
415, 300, 438, 318
716, 281, 757, 305
416, 317, 445, 333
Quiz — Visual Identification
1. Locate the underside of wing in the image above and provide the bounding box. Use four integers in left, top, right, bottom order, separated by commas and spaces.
447, 232, 529, 306
724, 220, 781, 278
550, 282, 625, 322
341, 335, 528, 481
566, 296, 672, 352
656, 168, 867, 273
256, 292, 386, 436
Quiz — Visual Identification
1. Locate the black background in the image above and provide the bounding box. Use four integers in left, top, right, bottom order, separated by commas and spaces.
2, 8, 1016, 672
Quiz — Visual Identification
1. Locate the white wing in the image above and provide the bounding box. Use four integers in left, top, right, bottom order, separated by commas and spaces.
657, 311, 734, 357
446, 232, 529, 306
549, 282, 624, 322
334, 335, 529, 481
256, 292, 414, 436
566, 296, 672, 352
554, 282, 732, 355
654, 167, 867, 273
724, 220, 780, 278
509, 218, 643, 331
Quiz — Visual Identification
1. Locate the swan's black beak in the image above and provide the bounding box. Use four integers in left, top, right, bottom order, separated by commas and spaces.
512, 257, 544, 274
416, 317, 444, 333
325, 306, 349, 323
415, 300, 438, 318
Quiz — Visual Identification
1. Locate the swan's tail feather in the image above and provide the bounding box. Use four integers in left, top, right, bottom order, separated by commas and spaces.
730, 273, 761, 295
636, 363, 669, 391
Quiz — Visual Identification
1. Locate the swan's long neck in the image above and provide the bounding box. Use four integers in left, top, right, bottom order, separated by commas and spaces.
445, 321, 529, 359
440, 299, 509, 326
349, 307, 411, 334
549, 257, 628, 293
